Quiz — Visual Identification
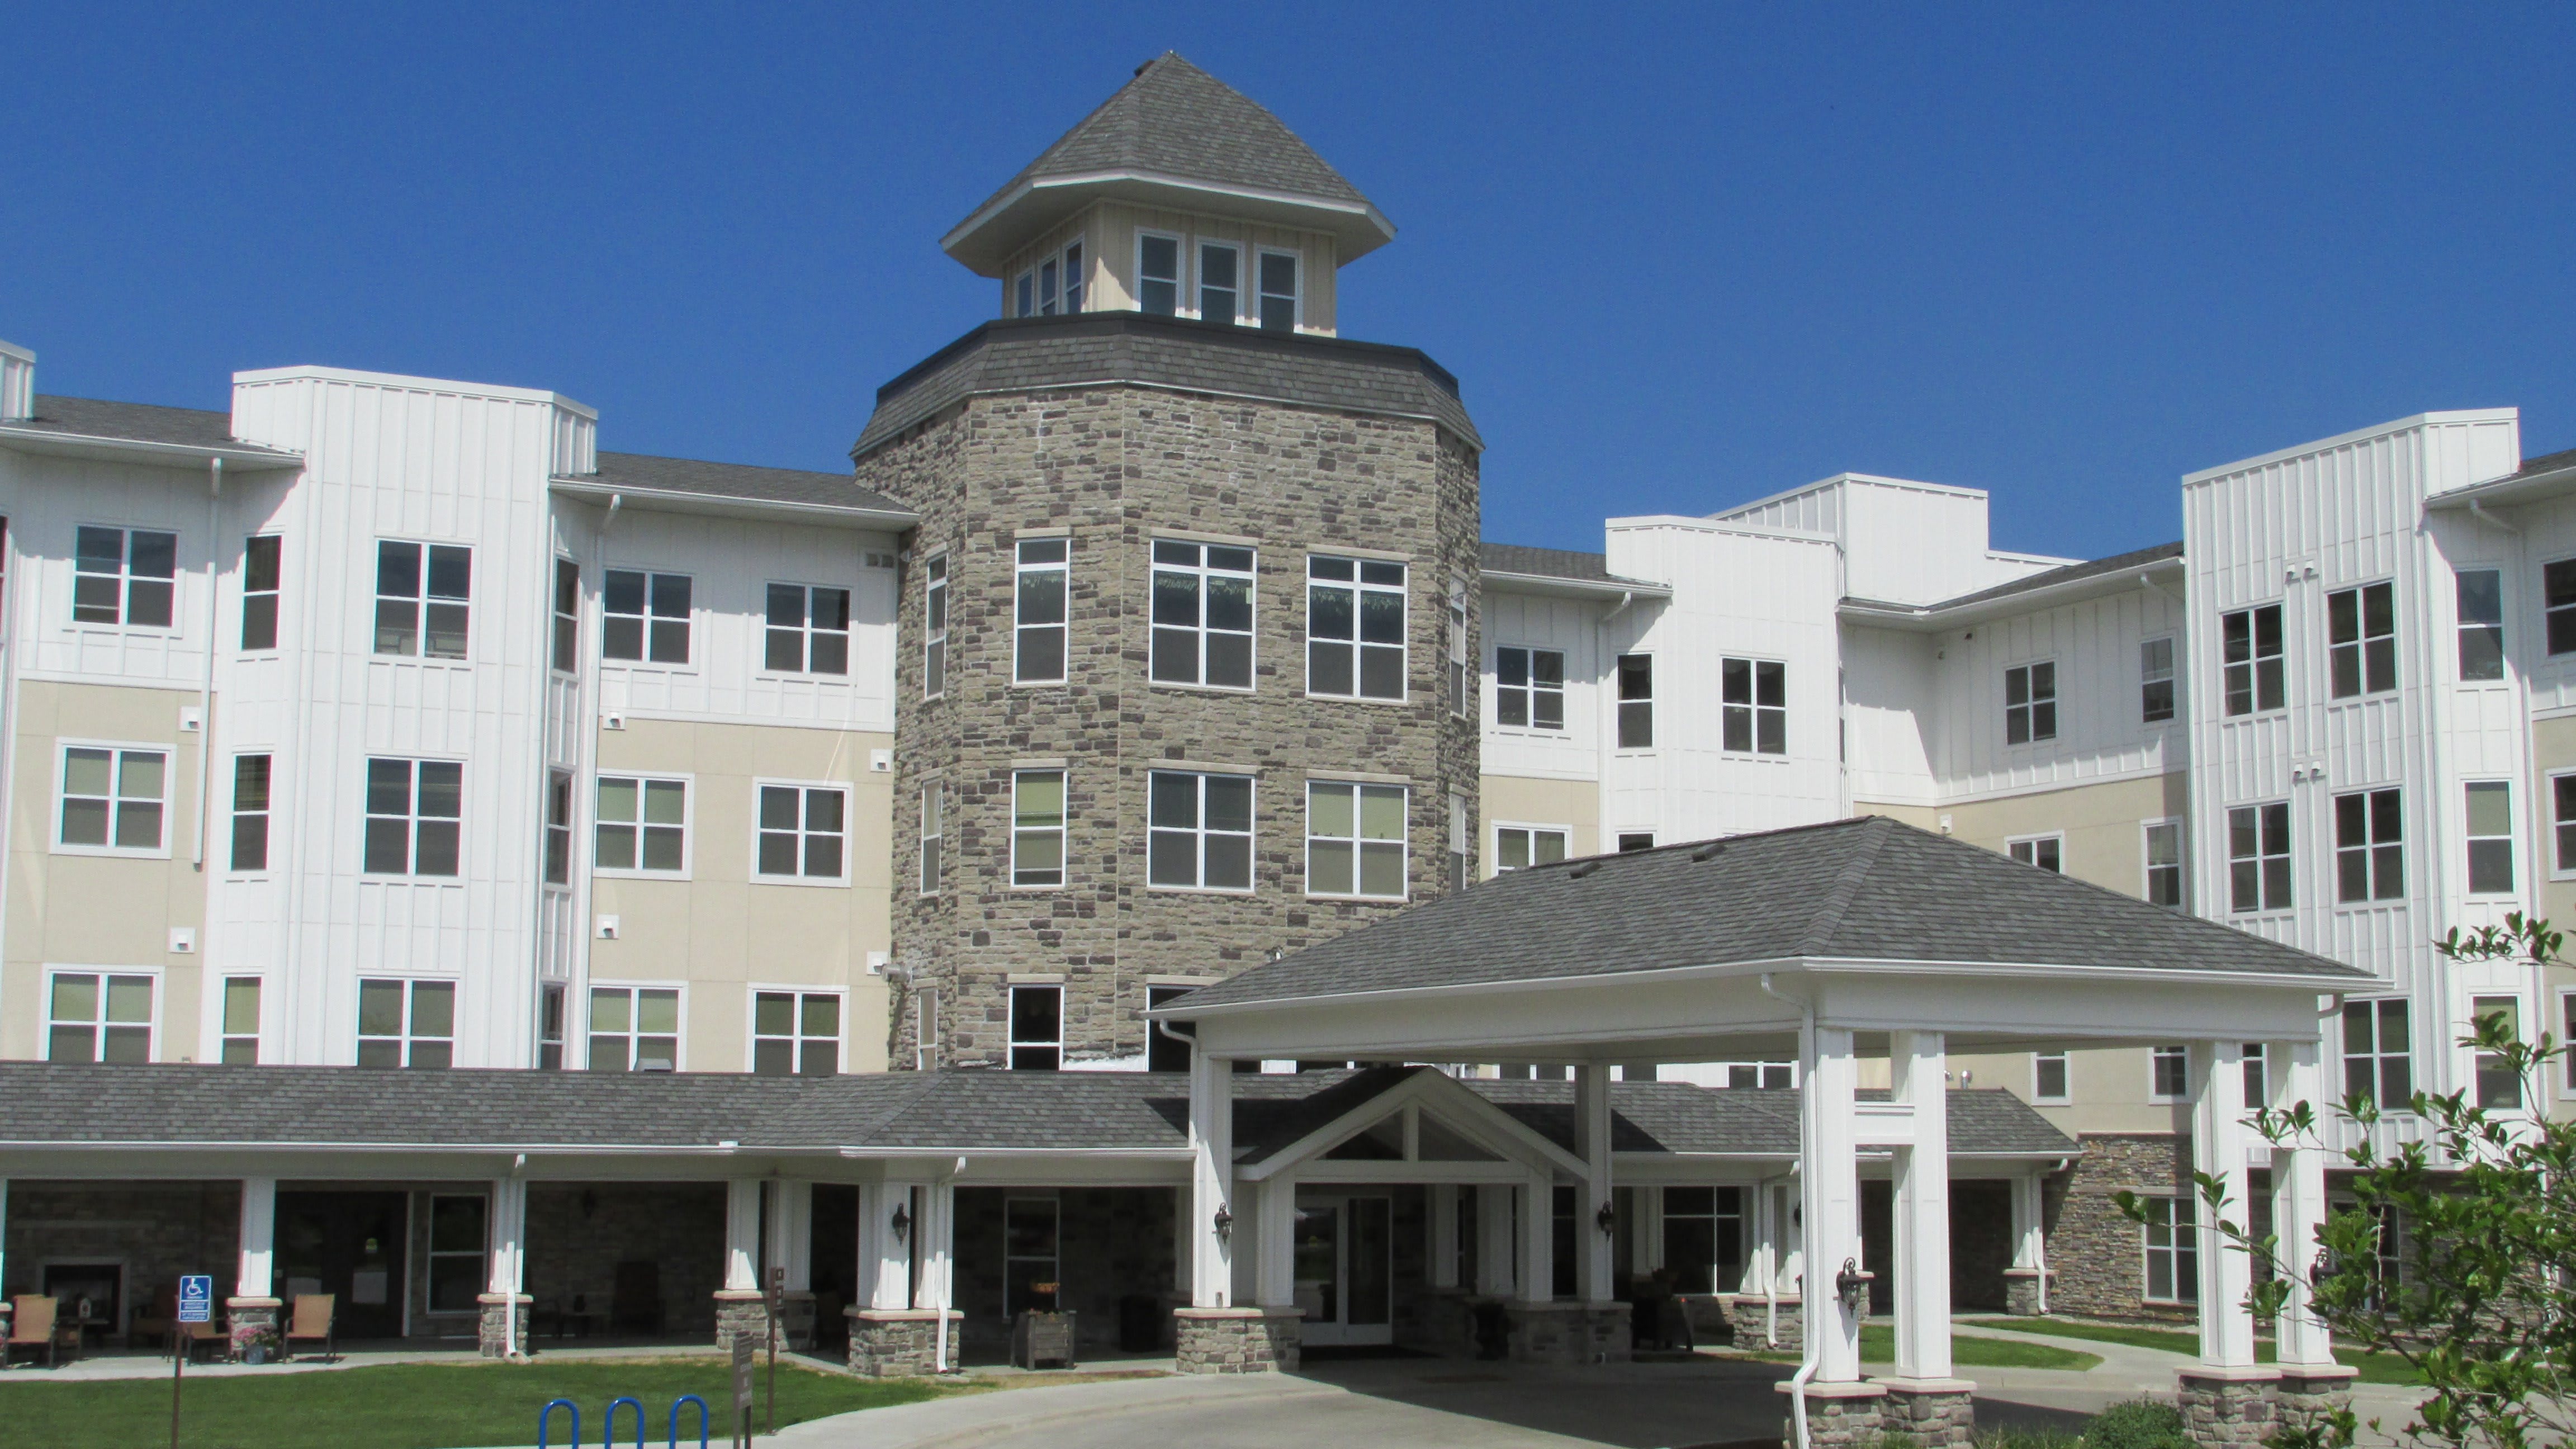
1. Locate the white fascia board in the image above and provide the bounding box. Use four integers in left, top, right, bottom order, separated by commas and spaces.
1707, 471, 1990, 524
1479, 569, 1671, 602
1235, 1068, 1588, 1182
2425, 458, 2576, 510
1838, 555, 2187, 631
1603, 513, 1838, 547
0, 338, 32, 364
550, 477, 917, 532
2182, 408, 2518, 487
942, 171, 1396, 274
234, 363, 596, 418
0, 426, 305, 472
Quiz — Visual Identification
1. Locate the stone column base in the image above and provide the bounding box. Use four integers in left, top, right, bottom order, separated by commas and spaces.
2275, 1365, 2360, 1436
1173, 1306, 1301, 1374
475, 1294, 531, 1359
1716, 1294, 1800, 1351
713, 1290, 770, 1353
1775, 1379, 1887, 1449
845, 1307, 961, 1377
226, 1297, 284, 1363
1875, 1376, 1978, 1448
2178, 1365, 2281, 1448
1504, 1300, 1632, 1365
2001, 1267, 2047, 1316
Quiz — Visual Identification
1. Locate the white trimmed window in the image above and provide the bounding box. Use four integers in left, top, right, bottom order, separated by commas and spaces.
220, 976, 261, 1065
2143, 820, 2184, 907
1308, 781, 1406, 899
1014, 539, 1069, 684
589, 986, 680, 1072
603, 569, 692, 664
374, 540, 470, 659
1447, 581, 1470, 719
2561, 990, 2575, 1093
1616, 654, 1654, 748
918, 782, 943, 896
2140, 636, 2176, 722
922, 554, 948, 697
550, 558, 580, 673
752, 989, 840, 1076
1005, 1196, 1063, 1312
764, 583, 851, 675
2242, 1042, 2267, 1106
2332, 787, 2403, 903
1015, 240, 1084, 318
2553, 773, 2576, 875
1197, 242, 1240, 322
1494, 646, 1565, 730
1723, 1062, 1793, 1088
230, 754, 271, 872
364, 759, 461, 877
1618, 832, 1656, 853
1137, 233, 1181, 315
1256, 249, 1299, 331
2471, 997, 2522, 1111
2548, 558, 2576, 656
2465, 782, 2516, 894
2139, 1196, 2198, 1304
539, 984, 566, 1071
46, 970, 154, 1063
1494, 825, 1568, 872
1308, 555, 1406, 700
596, 775, 688, 874
2227, 802, 2290, 912
2222, 604, 2285, 714
2004, 661, 2057, 744
1150, 541, 1254, 688
2007, 835, 2063, 873
2150, 1045, 2189, 1101
357, 978, 454, 1068
2327, 581, 2395, 698
543, 770, 572, 887
1012, 770, 1067, 888
1448, 792, 1471, 891
2342, 999, 2413, 1109
426, 1196, 487, 1314
1660, 1187, 1743, 1295
74, 525, 177, 627
1721, 657, 1786, 754
1148, 771, 1253, 892
241, 534, 281, 650
59, 745, 168, 855
2033, 1051, 2070, 1102
2457, 569, 2505, 678
1009, 984, 1063, 1071
755, 782, 847, 883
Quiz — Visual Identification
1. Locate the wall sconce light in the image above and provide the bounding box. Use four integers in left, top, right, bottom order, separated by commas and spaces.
1212, 1206, 1234, 1240
1836, 1258, 1869, 1311
891, 1202, 912, 1244
1594, 1201, 1617, 1235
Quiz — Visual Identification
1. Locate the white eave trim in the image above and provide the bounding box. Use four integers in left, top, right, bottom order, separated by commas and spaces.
1839, 555, 2185, 631
550, 477, 917, 531
2425, 458, 2576, 511
1479, 569, 1672, 601
0, 425, 305, 472
2182, 408, 2517, 486
233, 364, 596, 418
942, 170, 1397, 273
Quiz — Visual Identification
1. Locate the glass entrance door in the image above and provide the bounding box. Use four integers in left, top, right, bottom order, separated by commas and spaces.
1294, 1191, 1393, 1346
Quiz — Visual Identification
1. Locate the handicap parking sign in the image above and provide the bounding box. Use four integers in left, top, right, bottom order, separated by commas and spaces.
178, 1275, 214, 1324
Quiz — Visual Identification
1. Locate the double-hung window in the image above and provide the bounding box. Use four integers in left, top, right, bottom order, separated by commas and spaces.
1014, 540, 1069, 684
2465, 782, 2516, 894
2554, 773, 2576, 874
588, 986, 680, 1072
1308, 781, 1405, 898
1148, 771, 1253, 891
2008, 836, 2063, 873
2327, 582, 2395, 697
1308, 556, 1405, 699
2140, 637, 2176, 722
1004, 1197, 1063, 1311
2457, 569, 2506, 679
1008, 985, 1063, 1071
1017, 240, 1083, 317
357, 978, 454, 1068
1256, 250, 1299, 331
221, 977, 262, 1064
1447, 581, 1470, 718
2143, 820, 2185, 907
2033, 1052, 2070, 1102
2222, 604, 2285, 714
364, 759, 461, 877
1151, 542, 1254, 688
2548, 559, 2576, 656
230, 754, 272, 872
918, 783, 942, 895
375, 541, 470, 659
1137, 234, 1181, 315
603, 569, 691, 664
2004, 661, 2056, 744
764, 583, 850, 675
2342, 999, 2412, 1109
539, 984, 566, 1069
2243, 1043, 2268, 1105
922, 555, 948, 697
2470, 997, 2522, 1111
1011, 770, 1067, 888
2227, 802, 2291, 912
74, 525, 177, 627
543, 771, 572, 887
1721, 657, 1786, 754
240, 534, 281, 649
426, 1196, 487, 1312
1617, 654, 1654, 748
752, 990, 839, 1075
596, 775, 688, 874
550, 558, 580, 673
60, 745, 167, 854
755, 782, 847, 882
1494, 647, 1565, 729
1198, 242, 1240, 321
2151, 1045, 2189, 1101
2139, 1197, 2198, 1304
2333, 787, 2403, 903
46, 971, 153, 1063
1494, 825, 1568, 872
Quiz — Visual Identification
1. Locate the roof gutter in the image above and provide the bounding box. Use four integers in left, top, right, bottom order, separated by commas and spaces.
1839, 555, 2186, 631
548, 477, 917, 531
0, 424, 304, 471
1479, 570, 1670, 602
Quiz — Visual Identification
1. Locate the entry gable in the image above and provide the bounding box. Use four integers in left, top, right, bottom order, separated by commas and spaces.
1235, 1066, 1587, 1182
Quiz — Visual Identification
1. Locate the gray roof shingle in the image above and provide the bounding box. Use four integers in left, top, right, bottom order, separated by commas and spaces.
1848, 541, 2185, 615
1173, 816, 2370, 1012
12, 395, 297, 457
1478, 542, 1661, 590
568, 450, 912, 519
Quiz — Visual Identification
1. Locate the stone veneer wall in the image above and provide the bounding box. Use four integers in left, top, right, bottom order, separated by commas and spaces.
2049, 1134, 2198, 1323
865, 368, 1482, 1069
523, 1183, 728, 1336
0, 1181, 240, 1335
952, 1186, 1178, 1358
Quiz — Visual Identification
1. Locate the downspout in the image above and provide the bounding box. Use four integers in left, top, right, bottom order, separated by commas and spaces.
1760, 972, 1819, 1449
195, 458, 222, 869
935, 1156, 964, 1373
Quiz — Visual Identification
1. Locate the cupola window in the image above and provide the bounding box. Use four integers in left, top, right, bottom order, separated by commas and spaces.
1257, 251, 1300, 331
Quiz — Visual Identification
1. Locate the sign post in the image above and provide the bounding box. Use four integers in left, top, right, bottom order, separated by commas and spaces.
174, 1273, 213, 1449
730, 1330, 752, 1448
763, 1265, 783, 1438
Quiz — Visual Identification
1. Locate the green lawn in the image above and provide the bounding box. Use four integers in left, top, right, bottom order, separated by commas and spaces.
1740, 1325, 2101, 1371
1961, 1317, 2423, 1386
0, 1356, 946, 1449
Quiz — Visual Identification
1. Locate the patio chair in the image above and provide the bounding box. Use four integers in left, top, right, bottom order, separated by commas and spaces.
284, 1294, 336, 1362
131, 1285, 178, 1350
4, 1296, 72, 1368
179, 1313, 228, 1364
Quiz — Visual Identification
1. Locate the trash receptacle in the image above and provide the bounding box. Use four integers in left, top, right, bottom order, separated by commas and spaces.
1117, 1295, 1162, 1353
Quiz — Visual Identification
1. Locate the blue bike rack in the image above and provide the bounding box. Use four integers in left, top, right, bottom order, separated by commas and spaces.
537, 1398, 580, 1448
669, 1394, 710, 1448
604, 1396, 645, 1448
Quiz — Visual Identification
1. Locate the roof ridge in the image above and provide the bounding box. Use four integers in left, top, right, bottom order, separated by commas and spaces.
1790, 815, 1898, 956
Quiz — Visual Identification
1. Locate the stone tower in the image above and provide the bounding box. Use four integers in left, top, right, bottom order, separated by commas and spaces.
855, 54, 1483, 1071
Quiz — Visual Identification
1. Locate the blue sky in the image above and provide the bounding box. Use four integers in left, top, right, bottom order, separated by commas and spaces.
5, 3, 2570, 563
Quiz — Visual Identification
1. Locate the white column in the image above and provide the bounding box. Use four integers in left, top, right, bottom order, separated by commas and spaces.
1429, 1183, 1460, 1289
1890, 1030, 1953, 1382
236, 1177, 277, 1300
1255, 1175, 1298, 1308
1187, 1050, 1235, 1306
766, 1180, 813, 1292
916, 1181, 955, 1312
1517, 1171, 1553, 1302
1574, 1063, 1616, 1303
1803, 1024, 1864, 1384
0, 1178, 9, 1299
1475, 1182, 1516, 1297
2009, 1172, 2048, 1311
2270, 1039, 2334, 1367
723, 1179, 763, 1292
859, 1182, 921, 1310
486, 1177, 528, 1296
2190, 1040, 2257, 1368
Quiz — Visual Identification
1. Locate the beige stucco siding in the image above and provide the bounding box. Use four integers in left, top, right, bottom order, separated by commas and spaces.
3, 680, 210, 1060
587, 719, 895, 1073
1478, 774, 1600, 876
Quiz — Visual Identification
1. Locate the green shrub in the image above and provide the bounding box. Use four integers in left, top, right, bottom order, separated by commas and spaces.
1971, 1426, 2083, 1449
2082, 1399, 2191, 1449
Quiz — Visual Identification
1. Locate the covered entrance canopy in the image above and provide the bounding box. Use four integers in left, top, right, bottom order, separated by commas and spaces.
1155, 817, 2376, 1437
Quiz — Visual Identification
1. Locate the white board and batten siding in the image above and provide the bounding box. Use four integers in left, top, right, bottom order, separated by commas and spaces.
1917, 588, 2189, 802
1712, 473, 2068, 608
1480, 587, 1609, 782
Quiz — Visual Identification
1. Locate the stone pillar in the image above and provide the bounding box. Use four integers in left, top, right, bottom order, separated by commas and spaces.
847, 1179, 951, 1377
228, 1176, 283, 1363
1803, 1023, 1865, 1385
2274, 1366, 2361, 1438
714, 1178, 765, 1351
477, 1176, 531, 1360
2188, 1040, 2257, 1368
1428, 1183, 1459, 1289
1516, 1170, 1553, 1306
1475, 1182, 1516, 1298
1254, 1175, 1296, 1308
1173, 1305, 1300, 1373
1187, 1050, 1235, 1306
1887, 1030, 1957, 1383
1573, 1064, 1616, 1303
2178, 1365, 2281, 1448
765, 1180, 816, 1349
1776, 1379, 1888, 1449
845, 1305, 962, 1377
2004, 1171, 2048, 1315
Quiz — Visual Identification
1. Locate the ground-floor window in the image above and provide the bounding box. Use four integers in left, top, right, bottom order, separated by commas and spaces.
2139, 1195, 2198, 1303
1661, 1186, 1745, 1294
1004, 1196, 1060, 1315
1552, 1185, 1578, 1299
427, 1194, 487, 1314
